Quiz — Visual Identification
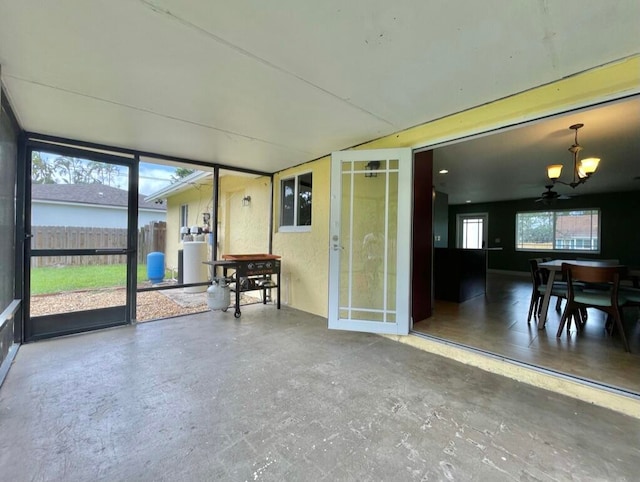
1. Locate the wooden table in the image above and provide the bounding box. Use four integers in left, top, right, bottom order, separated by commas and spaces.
536, 259, 637, 329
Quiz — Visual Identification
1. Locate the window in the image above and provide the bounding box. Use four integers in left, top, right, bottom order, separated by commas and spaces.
280, 172, 312, 231
179, 204, 189, 240
515, 209, 600, 252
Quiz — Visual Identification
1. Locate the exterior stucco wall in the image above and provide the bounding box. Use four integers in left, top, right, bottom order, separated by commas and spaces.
165, 188, 213, 270
218, 175, 271, 257
163, 174, 272, 270
272, 57, 640, 318
273, 158, 331, 311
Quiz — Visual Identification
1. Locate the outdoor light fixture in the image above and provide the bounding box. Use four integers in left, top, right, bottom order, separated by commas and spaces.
242, 195, 251, 206
547, 123, 600, 189
365, 160, 381, 178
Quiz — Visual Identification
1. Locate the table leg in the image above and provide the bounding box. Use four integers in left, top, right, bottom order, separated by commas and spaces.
277, 271, 281, 309
537, 270, 556, 329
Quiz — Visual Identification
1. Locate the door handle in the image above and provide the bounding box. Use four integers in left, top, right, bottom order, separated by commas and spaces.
331, 235, 343, 251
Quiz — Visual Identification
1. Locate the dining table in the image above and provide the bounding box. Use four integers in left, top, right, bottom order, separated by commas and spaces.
536, 259, 640, 330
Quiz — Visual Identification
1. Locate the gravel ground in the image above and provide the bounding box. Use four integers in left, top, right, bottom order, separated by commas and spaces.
30, 287, 263, 322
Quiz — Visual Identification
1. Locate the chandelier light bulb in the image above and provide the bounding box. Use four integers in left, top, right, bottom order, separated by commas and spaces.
547, 164, 563, 180
579, 157, 600, 175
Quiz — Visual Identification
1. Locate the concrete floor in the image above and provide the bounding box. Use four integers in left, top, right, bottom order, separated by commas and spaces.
1, 306, 639, 481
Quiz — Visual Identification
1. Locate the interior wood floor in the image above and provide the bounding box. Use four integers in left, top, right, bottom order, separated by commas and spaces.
413, 272, 640, 395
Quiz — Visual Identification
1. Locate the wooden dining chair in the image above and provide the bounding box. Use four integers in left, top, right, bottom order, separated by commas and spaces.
575, 258, 620, 291
620, 285, 640, 316
558, 263, 630, 352
527, 258, 566, 323
537, 257, 566, 312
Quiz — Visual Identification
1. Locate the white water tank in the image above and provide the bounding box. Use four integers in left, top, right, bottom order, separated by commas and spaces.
182, 241, 208, 292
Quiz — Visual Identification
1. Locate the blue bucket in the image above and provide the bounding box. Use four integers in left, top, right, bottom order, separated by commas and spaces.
147, 252, 165, 283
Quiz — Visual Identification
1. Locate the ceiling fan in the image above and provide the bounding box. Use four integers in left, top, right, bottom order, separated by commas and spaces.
534, 185, 570, 205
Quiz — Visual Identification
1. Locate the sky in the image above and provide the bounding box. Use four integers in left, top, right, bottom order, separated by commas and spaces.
138, 163, 175, 195
99, 162, 179, 195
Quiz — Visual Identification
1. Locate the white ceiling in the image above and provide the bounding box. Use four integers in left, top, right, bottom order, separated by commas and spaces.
1, 1, 639, 176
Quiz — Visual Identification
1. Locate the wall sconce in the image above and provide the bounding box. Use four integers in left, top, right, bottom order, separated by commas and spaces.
242, 195, 251, 206
365, 160, 380, 178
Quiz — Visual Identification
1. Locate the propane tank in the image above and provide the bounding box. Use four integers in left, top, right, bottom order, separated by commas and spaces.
207, 277, 231, 311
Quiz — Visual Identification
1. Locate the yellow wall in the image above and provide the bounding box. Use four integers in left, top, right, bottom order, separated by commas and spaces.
218, 175, 271, 256
272, 56, 640, 318
164, 188, 213, 270
164, 174, 272, 270
273, 159, 331, 310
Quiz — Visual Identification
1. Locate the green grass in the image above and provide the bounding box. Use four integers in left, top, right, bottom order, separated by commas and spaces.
30, 264, 165, 295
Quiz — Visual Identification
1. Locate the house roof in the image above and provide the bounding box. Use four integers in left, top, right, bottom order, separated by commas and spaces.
32, 184, 166, 211
144, 171, 212, 202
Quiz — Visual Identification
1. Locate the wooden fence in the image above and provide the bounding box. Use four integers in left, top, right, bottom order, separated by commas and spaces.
137, 222, 167, 263
31, 221, 166, 267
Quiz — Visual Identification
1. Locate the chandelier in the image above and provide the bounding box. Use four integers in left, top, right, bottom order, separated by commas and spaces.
546, 123, 600, 188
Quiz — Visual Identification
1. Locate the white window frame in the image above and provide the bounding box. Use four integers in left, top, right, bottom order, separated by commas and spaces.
179, 204, 189, 240
279, 171, 312, 233
515, 208, 601, 253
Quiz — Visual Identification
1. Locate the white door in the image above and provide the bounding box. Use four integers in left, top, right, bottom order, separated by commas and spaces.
328, 148, 412, 335
456, 213, 488, 249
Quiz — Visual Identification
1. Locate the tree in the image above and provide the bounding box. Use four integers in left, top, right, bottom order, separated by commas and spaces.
170, 167, 195, 183
31, 153, 123, 186
31, 152, 57, 184
517, 212, 553, 247
54, 156, 90, 184
86, 161, 121, 186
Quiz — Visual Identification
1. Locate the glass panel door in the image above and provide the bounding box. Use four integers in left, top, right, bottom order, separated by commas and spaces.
328, 148, 412, 335
457, 214, 488, 249
27, 147, 134, 340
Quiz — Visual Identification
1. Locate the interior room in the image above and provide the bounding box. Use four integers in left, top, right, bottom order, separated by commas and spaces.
413, 96, 640, 395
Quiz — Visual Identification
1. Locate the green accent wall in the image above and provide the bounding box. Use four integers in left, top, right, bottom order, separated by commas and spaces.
448, 190, 640, 271
434, 191, 448, 248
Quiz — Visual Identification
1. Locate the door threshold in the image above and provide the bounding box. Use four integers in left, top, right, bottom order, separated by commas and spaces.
383, 332, 640, 419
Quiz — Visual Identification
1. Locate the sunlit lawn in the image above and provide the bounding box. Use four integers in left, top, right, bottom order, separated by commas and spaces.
30, 264, 165, 295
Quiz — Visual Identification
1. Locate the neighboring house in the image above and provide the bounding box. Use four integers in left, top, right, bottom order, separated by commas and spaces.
32, 184, 166, 228
146, 171, 271, 271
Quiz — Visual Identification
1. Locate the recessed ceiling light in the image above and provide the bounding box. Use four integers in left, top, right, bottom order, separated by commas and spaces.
439, 169, 449, 174
466, 200, 471, 203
